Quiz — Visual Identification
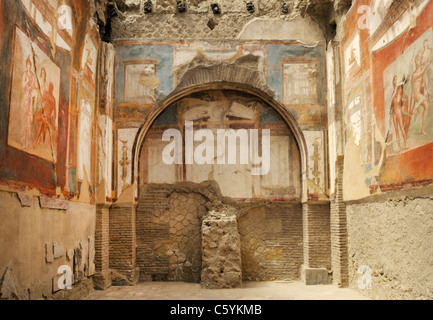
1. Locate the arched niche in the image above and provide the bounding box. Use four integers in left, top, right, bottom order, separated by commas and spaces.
132, 81, 308, 202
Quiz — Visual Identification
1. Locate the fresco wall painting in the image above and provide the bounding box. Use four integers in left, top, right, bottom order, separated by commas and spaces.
8, 26, 61, 163
0, 0, 102, 200
383, 29, 433, 157
114, 41, 329, 200
117, 128, 139, 196
371, 1, 433, 187
124, 60, 159, 104
342, 0, 433, 199
139, 90, 302, 201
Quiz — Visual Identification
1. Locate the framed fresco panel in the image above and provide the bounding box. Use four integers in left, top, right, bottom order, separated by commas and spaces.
117, 128, 139, 196
8, 26, 61, 162
282, 60, 319, 105
383, 29, 433, 157
123, 60, 158, 104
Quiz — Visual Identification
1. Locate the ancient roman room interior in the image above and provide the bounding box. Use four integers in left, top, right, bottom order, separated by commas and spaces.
0, 0, 432, 300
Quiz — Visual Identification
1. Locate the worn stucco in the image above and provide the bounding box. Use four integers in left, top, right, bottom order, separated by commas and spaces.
346, 191, 433, 300
0, 191, 96, 300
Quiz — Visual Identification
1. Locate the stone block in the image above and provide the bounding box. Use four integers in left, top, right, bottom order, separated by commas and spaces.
17, 193, 33, 207
39, 196, 69, 210
304, 268, 331, 285
201, 211, 242, 289
67, 249, 74, 261
53, 243, 65, 259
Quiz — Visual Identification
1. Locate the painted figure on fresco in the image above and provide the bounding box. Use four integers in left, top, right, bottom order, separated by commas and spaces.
421, 39, 432, 101
410, 52, 431, 136
22, 56, 38, 151
381, 31, 433, 157
8, 27, 60, 162
34, 67, 56, 145
39, 67, 49, 95
34, 82, 56, 145
388, 75, 409, 152
348, 47, 360, 71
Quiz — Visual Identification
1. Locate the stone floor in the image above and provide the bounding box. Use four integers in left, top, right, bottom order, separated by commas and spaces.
84, 281, 372, 300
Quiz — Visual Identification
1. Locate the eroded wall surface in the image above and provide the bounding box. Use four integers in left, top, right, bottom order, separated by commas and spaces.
347, 195, 433, 299
0, 191, 96, 299
109, 0, 343, 42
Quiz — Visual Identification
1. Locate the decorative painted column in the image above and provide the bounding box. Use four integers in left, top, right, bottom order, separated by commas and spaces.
94, 42, 115, 289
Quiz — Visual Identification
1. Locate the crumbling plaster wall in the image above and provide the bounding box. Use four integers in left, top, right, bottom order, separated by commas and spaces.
346, 189, 433, 300
107, 0, 352, 42
0, 191, 96, 300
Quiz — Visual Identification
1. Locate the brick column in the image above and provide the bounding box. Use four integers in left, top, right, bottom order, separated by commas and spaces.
302, 201, 331, 284
94, 204, 111, 289
109, 193, 138, 283
330, 156, 349, 287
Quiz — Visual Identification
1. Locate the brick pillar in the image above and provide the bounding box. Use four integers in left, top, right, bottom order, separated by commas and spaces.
94, 204, 111, 289
302, 201, 331, 285
330, 156, 349, 287
109, 199, 138, 283
302, 202, 310, 269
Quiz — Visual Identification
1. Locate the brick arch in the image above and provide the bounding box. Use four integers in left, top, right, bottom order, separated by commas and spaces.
132, 63, 309, 201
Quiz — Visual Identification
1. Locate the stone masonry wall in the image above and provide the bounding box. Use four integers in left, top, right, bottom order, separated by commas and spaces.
201, 211, 242, 289
137, 182, 305, 283
136, 186, 207, 282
